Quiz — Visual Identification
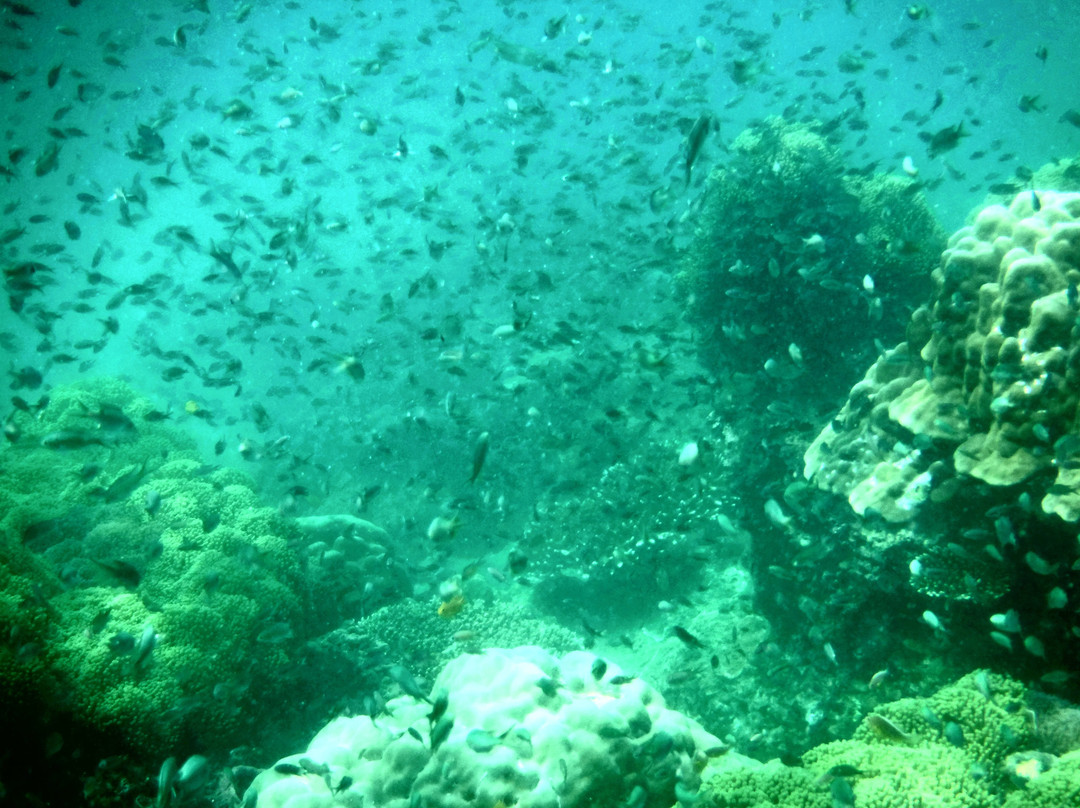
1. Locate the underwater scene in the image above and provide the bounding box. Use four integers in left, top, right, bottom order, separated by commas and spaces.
3, 0, 1080, 805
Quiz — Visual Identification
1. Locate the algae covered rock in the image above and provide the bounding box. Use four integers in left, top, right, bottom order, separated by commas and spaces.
805, 190, 1080, 522
679, 116, 944, 396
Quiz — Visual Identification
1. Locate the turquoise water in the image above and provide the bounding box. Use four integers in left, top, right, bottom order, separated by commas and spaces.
2, 0, 1079, 805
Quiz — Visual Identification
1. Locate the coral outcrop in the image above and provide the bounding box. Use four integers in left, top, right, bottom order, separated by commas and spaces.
244, 646, 743, 808
805, 190, 1080, 523
679, 116, 944, 395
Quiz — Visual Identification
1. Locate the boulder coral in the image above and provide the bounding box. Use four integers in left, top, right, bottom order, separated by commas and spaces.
804, 190, 1080, 523
244, 646, 743, 808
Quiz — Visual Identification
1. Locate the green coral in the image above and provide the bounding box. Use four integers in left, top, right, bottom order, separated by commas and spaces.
0, 377, 310, 754
1002, 750, 1080, 807
697, 671, 1037, 808
806, 190, 1080, 522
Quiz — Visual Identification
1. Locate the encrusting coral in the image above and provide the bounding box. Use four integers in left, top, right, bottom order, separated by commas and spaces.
0, 378, 309, 753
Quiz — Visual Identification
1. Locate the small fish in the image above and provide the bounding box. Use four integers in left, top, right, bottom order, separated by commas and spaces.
430, 715, 453, 752
543, 14, 567, 39
1059, 109, 1080, 129
672, 625, 706, 648
943, 721, 965, 747
922, 610, 946, 632
47, 63, 62, 89
466, 728, 499, 753
1017, 95, 1045, 113
469, 431, 490, 483
427, 689, 449, 724
389, 665, 431, 703
1024, 551, 1057, 575
90, 558, 140, 589
924, 122, 967, 158
108, 631, 135, 653
591, 658, 607, 681
830, 777, 855, 808
134, 623, 157, 668
683, 113, 711, 188
34, 141, 61, 176
1035, 45, 1048, 62
93, 459, 148, 504
866, 713, 914, 743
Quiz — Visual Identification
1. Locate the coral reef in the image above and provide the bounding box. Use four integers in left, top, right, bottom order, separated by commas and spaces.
697, 670, 1054, 808
0, 377, 403, 758
805, 190, 1080, 522
678, 116, 944, 396
244, 646, 745, 808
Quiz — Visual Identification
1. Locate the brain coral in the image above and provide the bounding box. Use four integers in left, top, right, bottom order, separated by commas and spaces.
805, 190, 1080, 523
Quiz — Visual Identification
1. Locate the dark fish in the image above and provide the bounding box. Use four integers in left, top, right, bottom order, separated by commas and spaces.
91, 558, 141, 588
108, 631, 135, 653
943, 721, 965, 747
430, 715, 453, 752
34, 141, 60, 176
673, 625, 706, 648
684, 113, 711, 188
923, 123, 967, 158
93, 460, 147, 503
1018, 95, 1045, 113
389, 664, 431, 703
47, 64, 62, 89
9, 365, 43, 389
830, 777, 855, 808
63, 220, 81, 240
544, 14, 567, 39
591, 657, 607, 680
1059, 109, 1080, 129
427, 688, 449, 724
469, 431, 490, 483
81, 401, 136, 433
90, 608, 111, 633
41, 429, 109, 449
